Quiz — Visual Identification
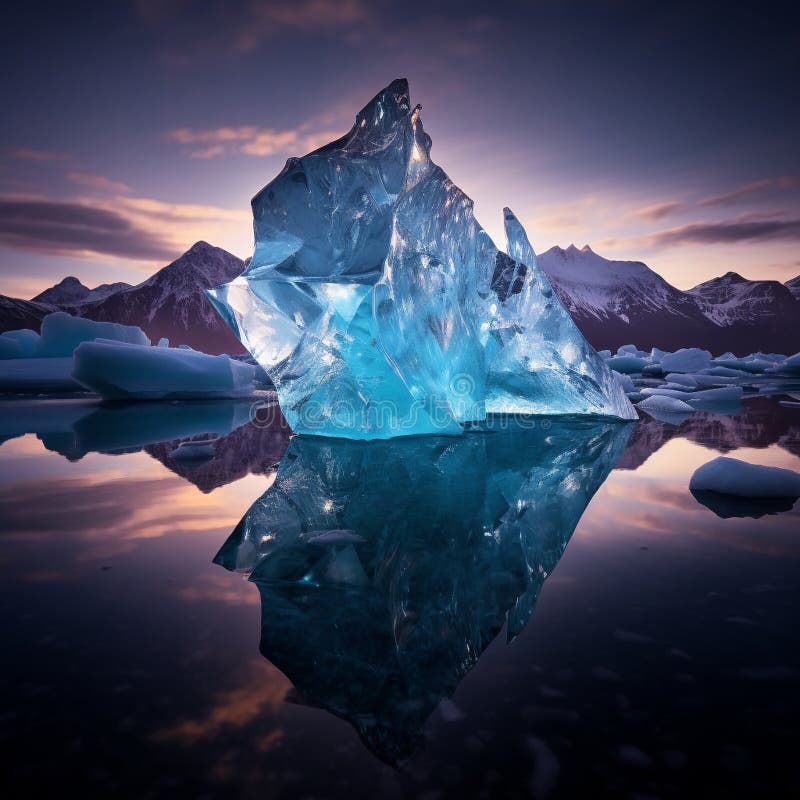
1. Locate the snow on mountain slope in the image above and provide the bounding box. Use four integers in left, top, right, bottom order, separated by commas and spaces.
538, 244, 701, 321
688, 272, 797, 326
78, 241, 246, 353
786, 275, 800, 300
33, 276, 91, 305
0, 295, 56, 333
33, 276, 132, 306
536, 245, 799, 353
537, 244, 718, 351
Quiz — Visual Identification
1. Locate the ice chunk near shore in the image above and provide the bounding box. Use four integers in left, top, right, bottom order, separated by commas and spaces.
207, 79, 635, 439
38, 312, 149, 357
637, 394, 695, 415
72, 340, 257, 400
606, 354, 649, 374
659, 348, 711, 373
690, 456, 800, 517
0, 329, 41, 358
690, 457, 800, 497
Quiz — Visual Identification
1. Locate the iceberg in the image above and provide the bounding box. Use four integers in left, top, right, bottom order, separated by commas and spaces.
207, 79, 635, 439
71, 339, 257, 400
214, 416, 632, 762
690, 456, 800, 498
0, 311, 150, 359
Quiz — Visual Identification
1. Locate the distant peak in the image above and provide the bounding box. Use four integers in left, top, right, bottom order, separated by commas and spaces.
188, 240, 213, 252
59, 276, 85, 286
581, 244, 593, 253
722, 271, 745, 281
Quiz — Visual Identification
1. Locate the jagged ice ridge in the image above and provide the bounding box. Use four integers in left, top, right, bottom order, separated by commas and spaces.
208, 79, 635, 438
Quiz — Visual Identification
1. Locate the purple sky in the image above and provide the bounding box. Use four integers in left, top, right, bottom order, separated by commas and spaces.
1, 0, 799, 298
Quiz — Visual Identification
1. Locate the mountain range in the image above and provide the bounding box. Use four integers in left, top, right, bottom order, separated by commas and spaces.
538, 245, 799, 354
1, 241, 798, 355
1, 242, 246, 354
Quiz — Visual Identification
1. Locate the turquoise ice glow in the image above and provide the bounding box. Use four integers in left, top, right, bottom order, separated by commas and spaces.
207, 79, 635, 439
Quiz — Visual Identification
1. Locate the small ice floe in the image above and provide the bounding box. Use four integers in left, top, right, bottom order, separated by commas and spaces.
170, 437, 219, 461
636, 394, 694, 420
660, 348, 712, 374
690, 456, 800, 518
72, 339, 257, 400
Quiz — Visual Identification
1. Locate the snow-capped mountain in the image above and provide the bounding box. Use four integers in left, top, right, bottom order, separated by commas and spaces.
2, 240, 797, 356
537, 245, 720, 351
33, 276, 132, 306
76, 242, 246, 353
688, 271, 797, 331
537, 245, 799, 354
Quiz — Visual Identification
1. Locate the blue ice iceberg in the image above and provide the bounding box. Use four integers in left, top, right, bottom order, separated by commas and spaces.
208, 79, 635, 438
72, 339, 257, 400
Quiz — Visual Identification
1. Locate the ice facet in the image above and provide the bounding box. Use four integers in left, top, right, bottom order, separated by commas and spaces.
208, 79, 636, 438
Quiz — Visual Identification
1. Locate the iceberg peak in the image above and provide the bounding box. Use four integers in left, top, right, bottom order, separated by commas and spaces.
207, 80, 637, 438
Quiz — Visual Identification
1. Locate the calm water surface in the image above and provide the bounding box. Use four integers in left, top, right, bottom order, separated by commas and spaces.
0, 397, 798, 798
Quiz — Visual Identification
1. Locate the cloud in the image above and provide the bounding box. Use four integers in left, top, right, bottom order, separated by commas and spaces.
165, 124, 344, 159
67, 172, 132, 193
0, 191, 250, 264
698, 176, 800, 207
0, 197, 175, 261
633, 201, 683, 222
4, 147, 69, 162
648, 217, 800, 246
137, 0, 373, 58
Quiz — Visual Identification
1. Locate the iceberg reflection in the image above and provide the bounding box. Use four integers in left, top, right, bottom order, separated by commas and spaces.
214, 416, 632, 763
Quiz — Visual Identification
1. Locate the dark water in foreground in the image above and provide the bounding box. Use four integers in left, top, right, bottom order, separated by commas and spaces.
0, 397, 798, 799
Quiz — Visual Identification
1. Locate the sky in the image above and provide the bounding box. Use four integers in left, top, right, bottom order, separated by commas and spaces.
1, 0, 799, 299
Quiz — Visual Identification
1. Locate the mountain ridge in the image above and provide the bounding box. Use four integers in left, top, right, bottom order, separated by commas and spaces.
2, 242, 798, 356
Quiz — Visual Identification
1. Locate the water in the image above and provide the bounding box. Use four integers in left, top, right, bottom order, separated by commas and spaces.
0, 397, 798, 798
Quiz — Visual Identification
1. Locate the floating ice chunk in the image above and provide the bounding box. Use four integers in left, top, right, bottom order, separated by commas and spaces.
690, 456, 800, 498
612, 370, 635, 392
0, 329, 41, 359
38, 312, 149, 357
637, 394, 694, 414
665, 373, 698, 388
207, 79, 635, 439
72, 340, 257, 400
170, 438, 219, 460
659, 348, 712, 373
617, 344, 650, 358
771, 352, 800, 375
607, 354, 649, 374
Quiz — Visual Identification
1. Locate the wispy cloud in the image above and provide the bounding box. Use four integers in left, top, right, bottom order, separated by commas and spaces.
137, 0, 373, 60
4, 147, 70, 162
0, 197, 175, 261
0, 192, 250, 264
67, 171, 132, 193
632, 201, 683, 222
647, 217, 800, 246
698, 176, 800, 207
166, 124, 343, 159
